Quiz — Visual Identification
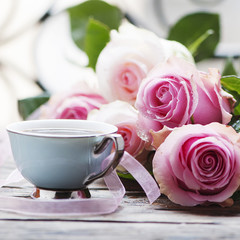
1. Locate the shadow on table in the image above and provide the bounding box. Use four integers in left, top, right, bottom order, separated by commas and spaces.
153, 195, 240, 217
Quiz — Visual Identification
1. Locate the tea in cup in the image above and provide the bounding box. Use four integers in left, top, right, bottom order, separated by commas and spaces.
6, 119, 124, 192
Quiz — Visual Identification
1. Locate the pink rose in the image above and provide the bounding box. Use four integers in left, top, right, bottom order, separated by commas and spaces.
193, 68, 235, 124
135, 57, 199, 131
116, 121, 145, 158
135, 57, 235, 139
88, 101, 145, 159
152, 123, 240, 206
96, 22, 194, 105
40, 90, 107, 120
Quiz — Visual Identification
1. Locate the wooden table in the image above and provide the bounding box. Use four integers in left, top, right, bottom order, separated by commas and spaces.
1, 159, 240, 240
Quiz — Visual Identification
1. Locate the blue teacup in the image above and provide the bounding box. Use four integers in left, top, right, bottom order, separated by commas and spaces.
7, 119, 124, 191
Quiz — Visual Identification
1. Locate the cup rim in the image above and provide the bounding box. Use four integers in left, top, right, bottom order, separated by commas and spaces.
6, 119, 118, 138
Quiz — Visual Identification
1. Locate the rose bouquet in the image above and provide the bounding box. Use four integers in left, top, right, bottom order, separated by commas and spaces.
17, 0, 240, 207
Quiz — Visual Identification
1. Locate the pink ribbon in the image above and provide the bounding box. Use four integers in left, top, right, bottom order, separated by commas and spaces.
0, 152, 160, 216
120, 152, 160, 204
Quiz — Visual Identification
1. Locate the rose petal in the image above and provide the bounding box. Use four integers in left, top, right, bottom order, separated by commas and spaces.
150, 126, 172, 149
193, 68, 235, 124
153, 147, 203, 206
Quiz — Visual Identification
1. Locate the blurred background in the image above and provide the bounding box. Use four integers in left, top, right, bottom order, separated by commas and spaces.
0, 0, 240, 128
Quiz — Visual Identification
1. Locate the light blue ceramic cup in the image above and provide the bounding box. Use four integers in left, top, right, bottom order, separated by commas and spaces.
7, 119, 124, 191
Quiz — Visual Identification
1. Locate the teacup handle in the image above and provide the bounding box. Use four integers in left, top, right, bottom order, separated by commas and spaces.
83, 134, 124, 186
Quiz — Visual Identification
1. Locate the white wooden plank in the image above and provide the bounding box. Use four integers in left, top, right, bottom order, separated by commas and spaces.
0, 220, 239, 240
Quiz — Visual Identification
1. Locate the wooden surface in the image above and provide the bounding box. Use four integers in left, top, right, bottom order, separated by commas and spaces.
1, 160, 240, 240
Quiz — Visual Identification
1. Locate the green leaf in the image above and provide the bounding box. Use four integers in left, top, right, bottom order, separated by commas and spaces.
234, 105, 240, 115
168, 12, 220, 62
232, 190, 240, 201
67, 0, 123, 51
117, 169, 153, 181
188, 29, 214, 55
222, 58, 238, 76
117, 171, 135, 181
229, 115, 240, 133
221, 76, 240, 115
221, 75, 240, 93
85, 18, 110, 69
18, 92, 50, 120
220, 87, 240, 113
